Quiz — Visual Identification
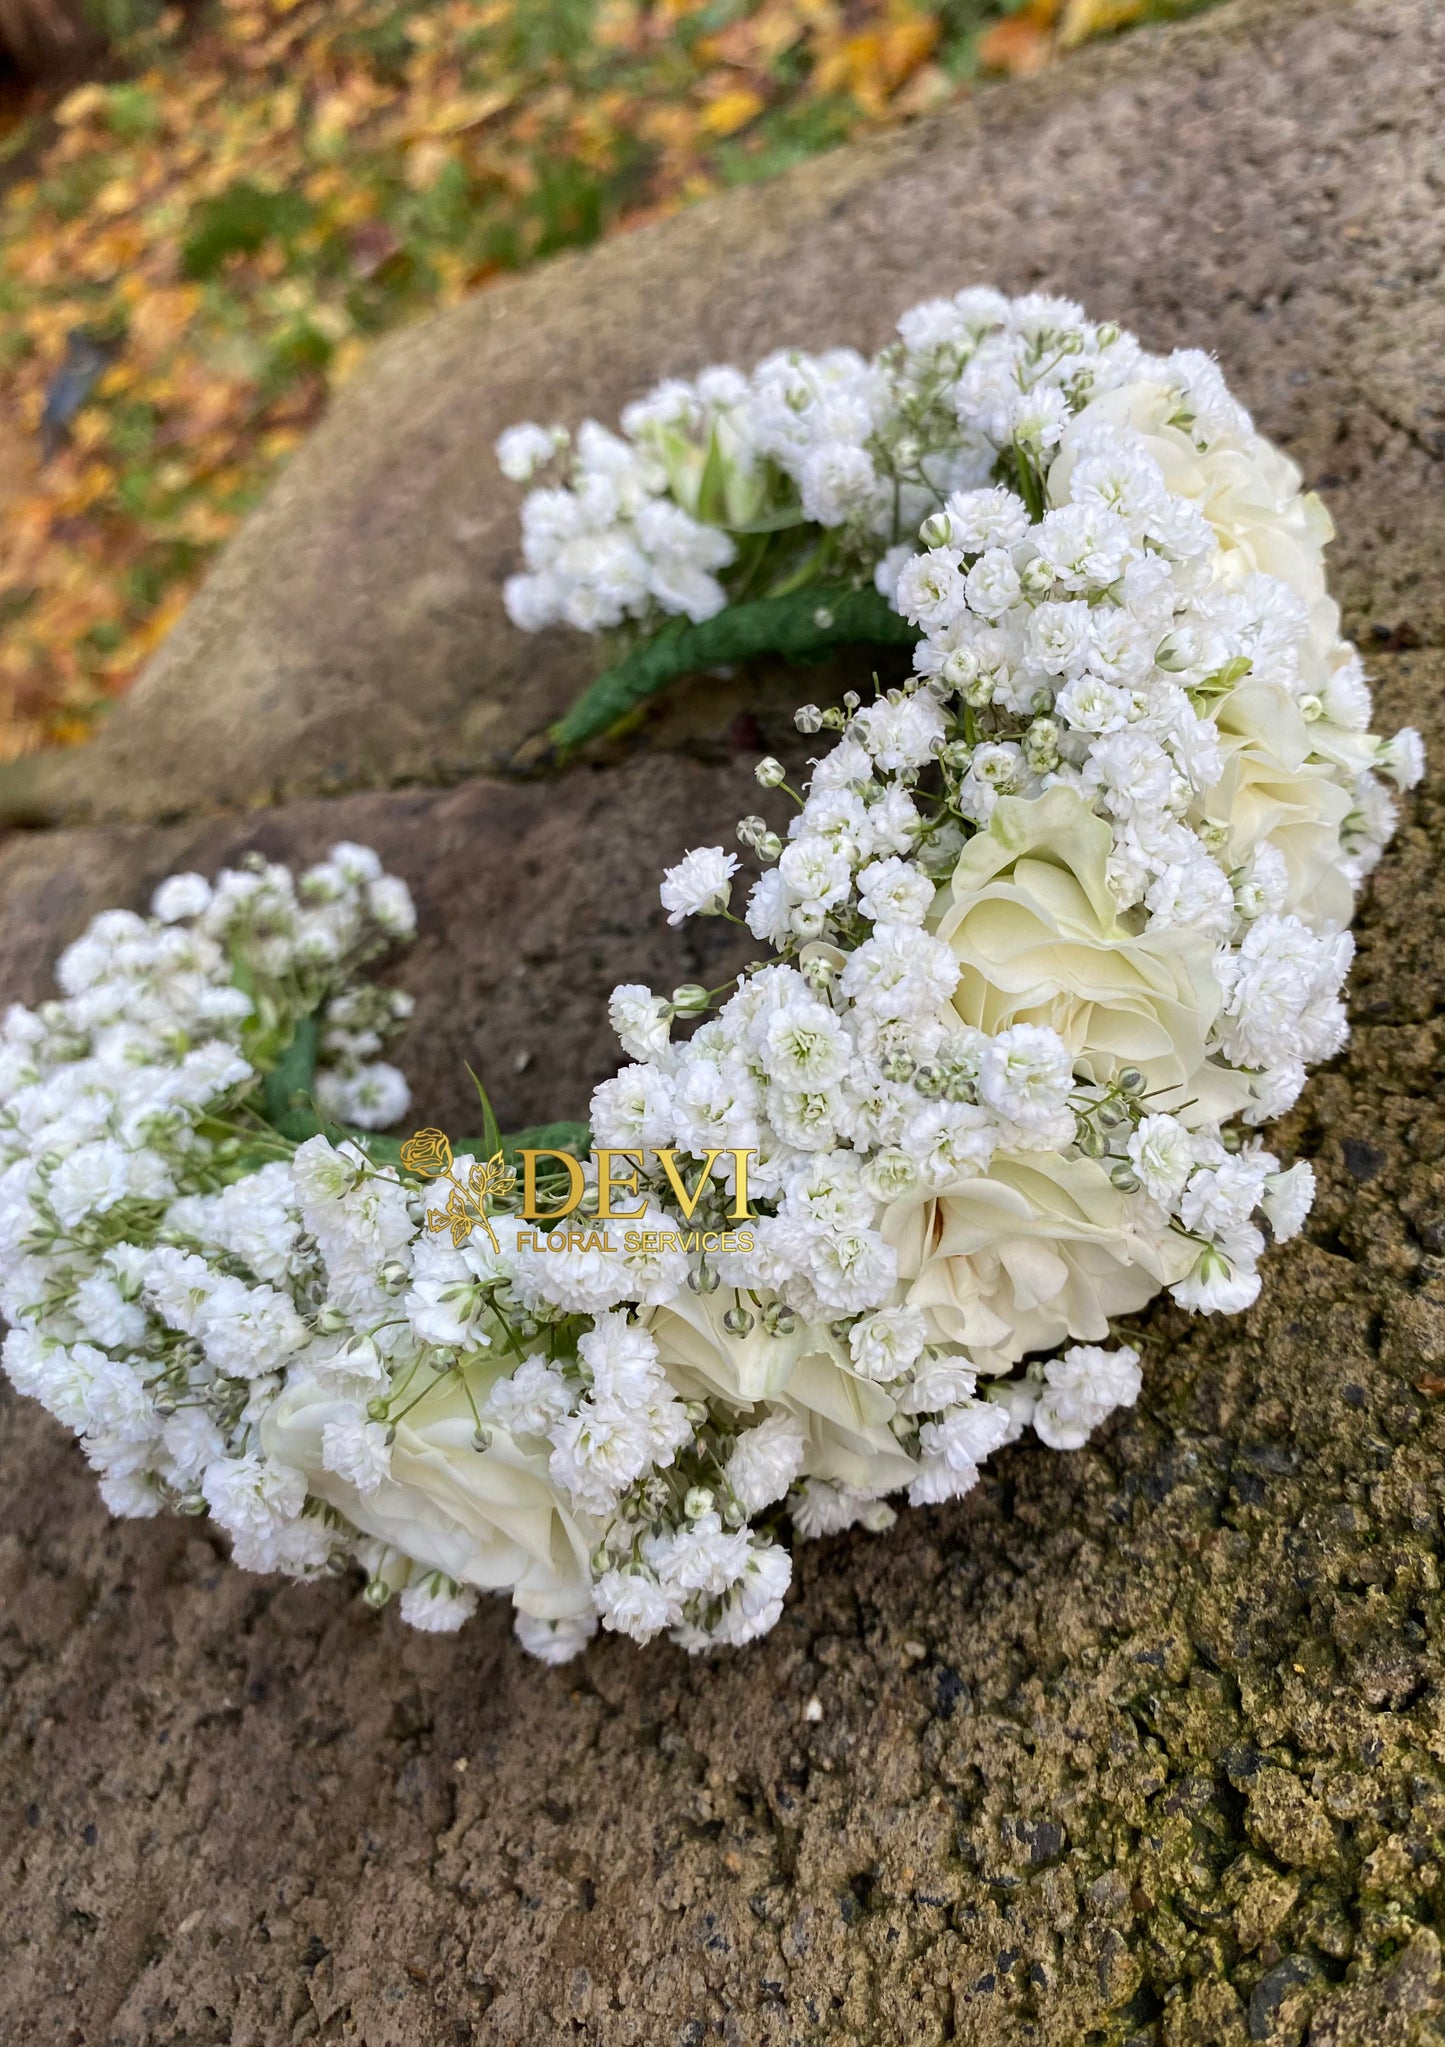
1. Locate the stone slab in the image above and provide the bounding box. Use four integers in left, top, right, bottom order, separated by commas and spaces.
1, 646, 1443, 2043
1, 0, 1441, 827
0, 754, 765, 1136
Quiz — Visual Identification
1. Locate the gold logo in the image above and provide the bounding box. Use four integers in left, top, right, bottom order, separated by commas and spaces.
400, 1131, 757, 1255
399, 1128, 516, 1257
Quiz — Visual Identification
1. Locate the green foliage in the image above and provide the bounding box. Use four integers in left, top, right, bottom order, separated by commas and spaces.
80, 0, 166, 44
181, 183, 316, 281
501, 1121, 590, 1163
103, 83, 162, 141
501, 0, 597, 70
36, 154, 113, 224
252, 1021, 589, 1168
260, 1014, 322, 1142
549, 585, 918, 755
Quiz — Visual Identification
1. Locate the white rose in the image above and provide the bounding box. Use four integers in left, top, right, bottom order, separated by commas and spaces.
880, 1150, 1197, 1374
1205, 685, 1354, 930
262, 1369, 594, 1623
935, 785, 1248, 1123
1049, 379, 1340, 673
643, 1288, 917, 1499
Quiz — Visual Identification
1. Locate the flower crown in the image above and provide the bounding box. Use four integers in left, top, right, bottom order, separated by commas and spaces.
0, 290, 1421, 1661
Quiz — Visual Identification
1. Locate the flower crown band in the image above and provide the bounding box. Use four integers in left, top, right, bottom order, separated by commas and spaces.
0, 289, 1421, 1660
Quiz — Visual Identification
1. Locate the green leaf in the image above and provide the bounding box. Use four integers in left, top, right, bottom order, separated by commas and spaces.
501, 1119, 590, 1163
1198, 654, 1253, 693
229, 949, 257, 1007
254, 1023, 588, 1172
261, 1015, 319, 1141
728, 503, 816, 536
693, 430, 732, 528
465, 1062, 503, 1162
104, 84, 162, 142
546, 583, 916, 755
1008, 438, 1046, 522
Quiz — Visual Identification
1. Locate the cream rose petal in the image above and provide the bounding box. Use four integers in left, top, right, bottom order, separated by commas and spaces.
643, 1288, 918, 1499
262, 1373, 596, 1622
935, 785, 1247, 1122
880, 1151, 1197, 1374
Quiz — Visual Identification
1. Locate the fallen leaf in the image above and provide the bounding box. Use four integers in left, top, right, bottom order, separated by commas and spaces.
978, 0, 1062, 74
405, 136, 456, 189
94, 177, 140, 216
1059, 0, 1150, 44
54, 82, 107, 126
878, 14, 941, 90
700, 86, 766, 136
417, 88, 514, 136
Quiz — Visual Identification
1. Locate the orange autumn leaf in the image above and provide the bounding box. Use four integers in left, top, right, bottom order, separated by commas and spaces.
328, 338, 369, 388
129, 285, 202, 354
49, 713, 97, 745
637, 102, 701, 150
977, 0, 1063, 75
701, 5, 805, 70
878, 13, 941, 88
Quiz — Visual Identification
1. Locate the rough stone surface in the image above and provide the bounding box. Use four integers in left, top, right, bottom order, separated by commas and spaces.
2, 651, 1444, 2047
0, 757, 763, 1137
0, 0, 1441, 826
2, 0, 1445, 2041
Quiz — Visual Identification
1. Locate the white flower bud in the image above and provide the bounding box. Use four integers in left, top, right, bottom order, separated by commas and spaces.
799, 949, 841, 992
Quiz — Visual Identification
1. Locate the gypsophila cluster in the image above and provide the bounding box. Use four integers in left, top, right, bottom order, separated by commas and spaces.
0, 846, 415, 1534
502, 289, 1175, 640
3, 294, 1423, 1665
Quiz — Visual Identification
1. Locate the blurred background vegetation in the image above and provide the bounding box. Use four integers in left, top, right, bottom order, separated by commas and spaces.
0, 0, 1216, 759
